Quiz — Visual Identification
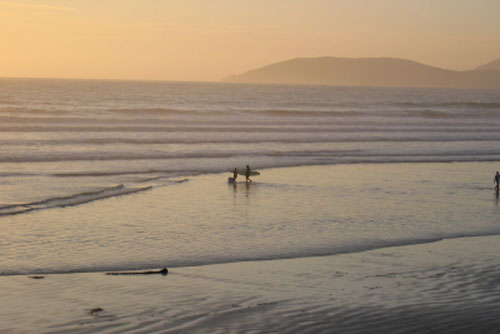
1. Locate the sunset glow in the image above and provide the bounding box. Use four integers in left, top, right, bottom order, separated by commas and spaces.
1, 0, 499, 81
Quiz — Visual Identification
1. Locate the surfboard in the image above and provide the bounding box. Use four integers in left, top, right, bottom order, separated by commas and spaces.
236, 171, 260, 176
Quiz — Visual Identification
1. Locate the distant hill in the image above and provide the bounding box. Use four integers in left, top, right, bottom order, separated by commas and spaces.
224, 57, 500, 89
475, 58, 500, 71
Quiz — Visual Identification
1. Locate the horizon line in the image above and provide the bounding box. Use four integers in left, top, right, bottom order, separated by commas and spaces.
1, 55, 498, 84
0, 75, 218, 84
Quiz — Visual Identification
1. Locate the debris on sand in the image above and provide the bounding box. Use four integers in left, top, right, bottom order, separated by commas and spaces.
106, 267, 169, 276
88, 308, 104, 316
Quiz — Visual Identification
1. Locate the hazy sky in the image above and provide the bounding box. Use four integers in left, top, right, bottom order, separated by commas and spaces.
1, 0, 499, 81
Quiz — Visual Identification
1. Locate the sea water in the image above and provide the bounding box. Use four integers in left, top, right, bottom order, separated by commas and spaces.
0, 78, 500, 275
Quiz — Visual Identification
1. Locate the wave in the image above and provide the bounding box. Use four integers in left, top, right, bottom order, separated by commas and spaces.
1, 124, 500, 133
104, 103, 500, 116
0, 115, 184, 125
249, 108, 463, 119
1, 147, 500, 164
0, 172, 38, 177
0, 108, 69, 115
51, 169, 190, 178
397, 109, 452, 118
248, 109, 366, 117
396, 101, 500, 109
263, 150, 500, 160
0, 151, 236, 163
3, 104, 500, 120
107, 107, 191, 114
0, 106, 366, 117
2, 232, 499, 276
0, 184, 152, 217
3, 134, 500, 147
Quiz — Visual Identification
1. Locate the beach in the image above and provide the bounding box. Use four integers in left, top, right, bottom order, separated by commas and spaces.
2, 162, 500, 333
2, 162, 500, 275
1, 80, 500, 333
2, 234, 500, 334
2, 1, 500, 332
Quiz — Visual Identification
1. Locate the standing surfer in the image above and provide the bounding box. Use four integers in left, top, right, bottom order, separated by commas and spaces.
233, 168, 238, 182
245, 165, 252, 183
494, 171, 500, 190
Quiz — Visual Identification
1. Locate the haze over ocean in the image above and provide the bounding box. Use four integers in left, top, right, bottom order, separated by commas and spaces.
3, 1, 500, 332
1, 78, 500, 275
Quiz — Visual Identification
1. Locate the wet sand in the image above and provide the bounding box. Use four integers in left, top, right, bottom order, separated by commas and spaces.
1, 234, 500, 334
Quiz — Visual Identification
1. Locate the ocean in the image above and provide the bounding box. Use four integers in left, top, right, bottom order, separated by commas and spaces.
1, 78, 500, 275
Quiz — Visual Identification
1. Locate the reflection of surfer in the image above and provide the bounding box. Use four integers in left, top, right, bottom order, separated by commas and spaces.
233, 168, 238, 182
245, 165, 252, 183
495, 171, 500, 190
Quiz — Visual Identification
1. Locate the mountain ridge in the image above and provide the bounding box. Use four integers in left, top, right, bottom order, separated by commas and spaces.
475, 58, 500, 71
224, 57, 500, 89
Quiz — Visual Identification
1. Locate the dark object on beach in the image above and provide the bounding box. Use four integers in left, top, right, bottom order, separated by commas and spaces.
245, 165, 252, 183
88, 308, 104, 316
28, 275, 45, 279
106, 267, 169, 276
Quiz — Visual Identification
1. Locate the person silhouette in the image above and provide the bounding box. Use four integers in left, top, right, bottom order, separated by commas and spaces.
245, 165, 252, 183
494, 171, 500, 190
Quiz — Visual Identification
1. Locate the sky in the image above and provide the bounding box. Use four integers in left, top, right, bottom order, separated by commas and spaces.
1, 0, 499, 81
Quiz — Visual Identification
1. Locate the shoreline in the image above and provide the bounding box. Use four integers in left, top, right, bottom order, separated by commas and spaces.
2, 234, 500, 333
1, 160, 499, 217
2, 161, 500, 333
2, 161, 500, 277
1, 230, 498, 278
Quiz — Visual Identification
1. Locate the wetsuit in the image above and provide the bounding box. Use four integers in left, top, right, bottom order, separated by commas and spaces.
245, 165, 251, 182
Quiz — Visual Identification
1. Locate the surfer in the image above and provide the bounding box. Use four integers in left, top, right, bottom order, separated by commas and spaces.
494, 171, 500, 190
245, 165, 252, 183
233, 168, 238, 182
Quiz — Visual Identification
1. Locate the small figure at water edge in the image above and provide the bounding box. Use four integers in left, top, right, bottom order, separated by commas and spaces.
228, 168, 238, 184
246, 165, 252, 183
495, 171, 500, 190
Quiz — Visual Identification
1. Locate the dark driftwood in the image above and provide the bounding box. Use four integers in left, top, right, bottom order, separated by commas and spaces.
106, 268, 168, 276
28, 275, 45, 279
88, 308, 104, 316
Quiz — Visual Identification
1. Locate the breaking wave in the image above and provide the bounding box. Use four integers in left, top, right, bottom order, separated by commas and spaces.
0, 184, 152, 217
